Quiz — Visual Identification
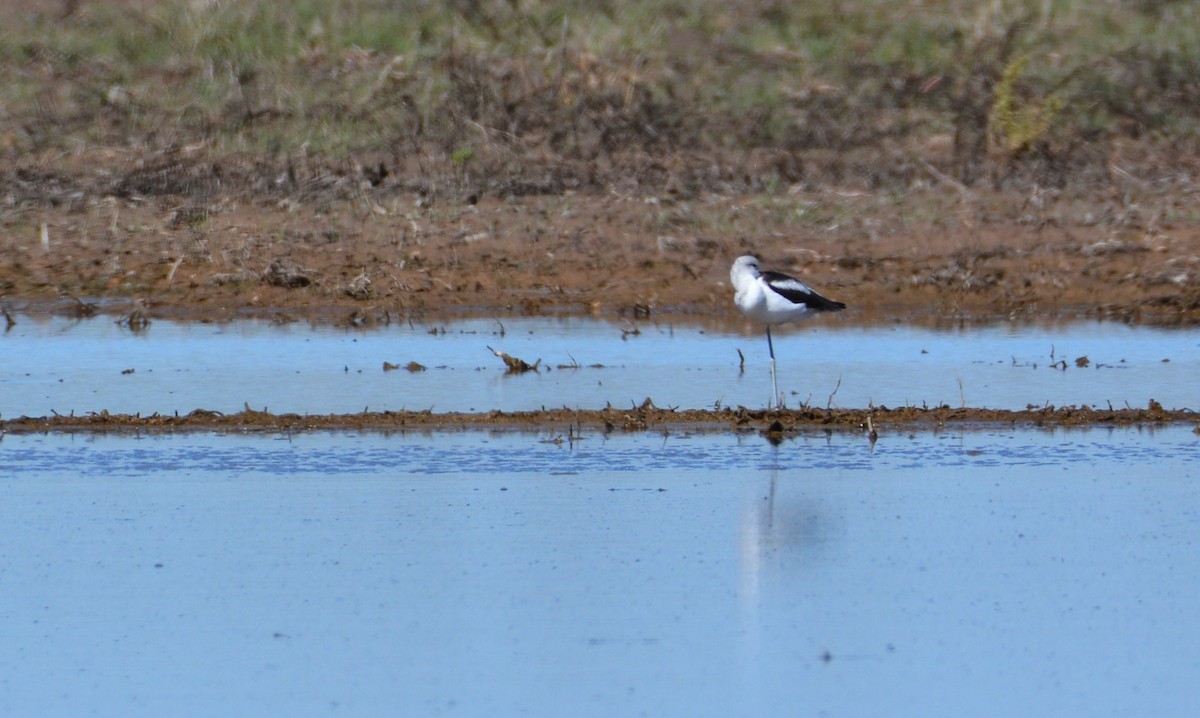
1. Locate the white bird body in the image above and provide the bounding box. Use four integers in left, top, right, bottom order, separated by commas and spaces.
730, 255, 844, 326
730, 255, 845, 408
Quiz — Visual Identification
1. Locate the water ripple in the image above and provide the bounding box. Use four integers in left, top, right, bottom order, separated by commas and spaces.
4, 426, 1197, 478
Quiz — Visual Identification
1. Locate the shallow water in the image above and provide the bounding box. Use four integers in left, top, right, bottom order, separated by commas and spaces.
2, 315, 1198, 416
3, 427, 1199, 716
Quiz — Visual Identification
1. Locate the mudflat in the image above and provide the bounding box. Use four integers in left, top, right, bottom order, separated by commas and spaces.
5, 173, 1199, 327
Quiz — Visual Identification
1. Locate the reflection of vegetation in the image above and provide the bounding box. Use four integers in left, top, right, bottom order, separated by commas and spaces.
2, 0, 1199, 189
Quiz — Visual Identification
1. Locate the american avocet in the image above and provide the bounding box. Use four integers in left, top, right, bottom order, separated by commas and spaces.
730, 255, 845, 409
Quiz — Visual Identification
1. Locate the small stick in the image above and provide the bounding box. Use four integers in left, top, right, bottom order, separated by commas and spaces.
826, 376, 842, 410
166, 256, 185, 285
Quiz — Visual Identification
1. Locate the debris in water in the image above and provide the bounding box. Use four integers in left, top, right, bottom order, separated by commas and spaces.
487, 346, 541, 374
116, 301, 151, 331
348, 309, 369, 327
63, 293, 98, 318
383, 360, 426, 372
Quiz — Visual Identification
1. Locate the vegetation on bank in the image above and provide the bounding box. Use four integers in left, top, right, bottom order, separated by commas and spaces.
2, 0, 1198, 196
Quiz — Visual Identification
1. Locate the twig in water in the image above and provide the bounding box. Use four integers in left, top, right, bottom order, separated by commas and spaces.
116, 303, 151, 331
736, 348, 745, 374
827, 376, 842, 410
64, 293, 98, 318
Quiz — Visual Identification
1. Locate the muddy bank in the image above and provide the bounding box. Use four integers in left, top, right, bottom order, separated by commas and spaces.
4, 402, 1197, 434
4, 187, 1200, 329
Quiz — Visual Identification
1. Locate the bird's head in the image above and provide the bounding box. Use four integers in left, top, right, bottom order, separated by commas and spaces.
731, 255, 761, 282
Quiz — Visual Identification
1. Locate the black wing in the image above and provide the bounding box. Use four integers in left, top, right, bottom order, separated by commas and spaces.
762, 271, 846, 312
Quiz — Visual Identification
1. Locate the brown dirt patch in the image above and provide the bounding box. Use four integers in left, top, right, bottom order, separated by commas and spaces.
3, 169, 1199, 328
4, 402, 1197, 436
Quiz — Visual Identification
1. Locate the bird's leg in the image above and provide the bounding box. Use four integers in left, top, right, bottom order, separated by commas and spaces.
766, 326, 780, 410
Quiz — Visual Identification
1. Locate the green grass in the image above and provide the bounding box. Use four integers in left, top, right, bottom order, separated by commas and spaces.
2, 0, 1199, 188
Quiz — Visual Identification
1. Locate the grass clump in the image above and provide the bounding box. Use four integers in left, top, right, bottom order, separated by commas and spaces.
988, 54, 1065, 156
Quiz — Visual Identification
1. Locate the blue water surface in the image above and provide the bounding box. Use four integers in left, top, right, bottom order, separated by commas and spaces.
2, 426, 1199, 717
2, 315, 1198, 415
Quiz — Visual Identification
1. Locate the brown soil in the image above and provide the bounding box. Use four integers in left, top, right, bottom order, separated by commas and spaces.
3, 403, 1196, 435
3, 172, 1199, 328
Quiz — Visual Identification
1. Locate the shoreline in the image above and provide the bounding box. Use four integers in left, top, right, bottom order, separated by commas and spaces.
5, 404, 1196, 434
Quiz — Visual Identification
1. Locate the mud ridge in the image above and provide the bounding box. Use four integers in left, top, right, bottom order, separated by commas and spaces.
4, 404, 1196, 435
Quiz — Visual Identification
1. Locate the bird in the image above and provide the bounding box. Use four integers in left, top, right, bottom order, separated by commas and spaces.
730, 255, 846, 409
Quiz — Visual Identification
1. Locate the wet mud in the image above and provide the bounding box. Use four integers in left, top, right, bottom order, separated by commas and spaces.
4, 401, 1196, 435
4, 190, 1200, 329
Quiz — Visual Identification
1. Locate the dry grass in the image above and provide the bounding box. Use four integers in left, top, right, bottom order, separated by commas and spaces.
3, 0, 1200, 198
